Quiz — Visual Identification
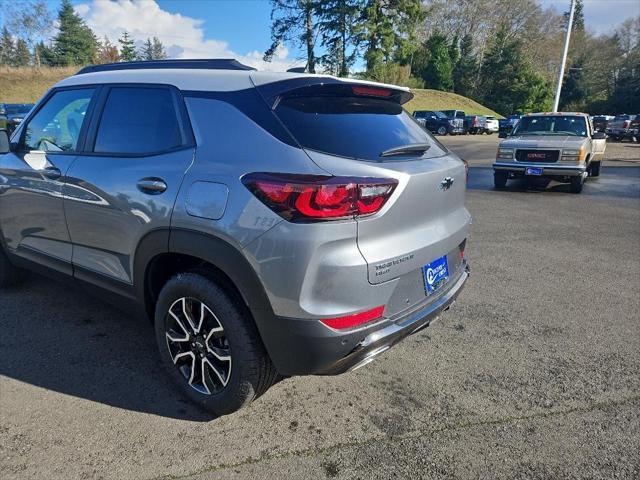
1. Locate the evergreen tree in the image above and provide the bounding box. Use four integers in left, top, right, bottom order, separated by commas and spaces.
13, 38, 31, 66
118, 31, 136, 62
265, 0, 319, 73
317, 0, 364, 77
563, 0, 585, 33
477, 26, 552, 114
0, 27, 14, 66
51, 0, 98, 65
35, 41, 56, 66
453, 33, 477, 97
151, 37, 167, 60
420, 33, 454, 91
362, 0, 423, 76
139, 38, 154, 61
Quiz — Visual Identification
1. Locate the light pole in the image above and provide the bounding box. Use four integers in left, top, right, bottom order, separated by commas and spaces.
553, 0, 576, 112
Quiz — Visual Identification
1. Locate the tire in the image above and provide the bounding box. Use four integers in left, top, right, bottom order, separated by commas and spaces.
486, 131, 493, 135
589, 161, 601, 177
437, 126, 447, 136
0, 245, 25, 288
570, 175, 584, 194
494, 171, 508, 190
154, 272, 277, 416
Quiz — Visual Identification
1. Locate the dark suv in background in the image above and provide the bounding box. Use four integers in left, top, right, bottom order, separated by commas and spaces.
413, 110, 453, 135
0, 103, 34, 135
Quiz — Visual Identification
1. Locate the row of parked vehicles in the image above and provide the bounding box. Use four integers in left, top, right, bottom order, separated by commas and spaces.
592, 114, 640, 142
413, 109, 499, 135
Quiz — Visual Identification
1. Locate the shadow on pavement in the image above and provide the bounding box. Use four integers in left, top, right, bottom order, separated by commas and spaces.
467, 166, 640, 199
0, 277, 216, 422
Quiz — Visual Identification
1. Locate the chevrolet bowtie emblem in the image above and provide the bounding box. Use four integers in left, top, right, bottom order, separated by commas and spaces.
439, 177, 455, 190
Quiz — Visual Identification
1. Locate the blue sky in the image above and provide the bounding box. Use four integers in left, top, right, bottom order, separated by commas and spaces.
3, 1, 638, 70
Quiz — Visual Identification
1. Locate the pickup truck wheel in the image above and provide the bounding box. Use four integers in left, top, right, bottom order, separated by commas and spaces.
494, 171, 508, 189
570, 175, 584, 193
486, 131, 493, 135
589, 161, 601, 177
0, 246, 25, 288
437, 126, 447, 136
155, 273, 277, 416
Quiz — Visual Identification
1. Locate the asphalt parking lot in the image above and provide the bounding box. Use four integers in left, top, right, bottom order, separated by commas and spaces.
1, 136, 639, 479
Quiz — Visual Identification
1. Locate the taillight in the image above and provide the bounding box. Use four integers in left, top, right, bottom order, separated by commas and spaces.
623, 120, 630, 128
243, 173, 397, 222
320, 305, 385, 330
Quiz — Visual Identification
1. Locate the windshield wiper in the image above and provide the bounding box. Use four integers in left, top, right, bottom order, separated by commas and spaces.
380, 143, 431, 158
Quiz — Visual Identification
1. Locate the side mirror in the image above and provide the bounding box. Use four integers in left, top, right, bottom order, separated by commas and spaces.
498, 131, 508, 138
0, 129, 10, 154
592, 132, 607, 140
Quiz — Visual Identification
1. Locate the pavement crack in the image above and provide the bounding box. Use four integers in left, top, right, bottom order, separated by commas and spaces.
153, 394, 640, 480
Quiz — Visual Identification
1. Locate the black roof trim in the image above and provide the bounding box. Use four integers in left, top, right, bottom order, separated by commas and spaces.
76, 59, 257, 75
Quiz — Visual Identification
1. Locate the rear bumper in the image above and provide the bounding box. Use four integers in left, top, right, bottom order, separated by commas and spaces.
256, 261, 469, 376
493, 162, 586, 177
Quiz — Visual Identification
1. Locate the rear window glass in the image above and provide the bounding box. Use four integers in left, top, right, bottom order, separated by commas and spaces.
274, 96, 447, 161
614, 115, 629, 121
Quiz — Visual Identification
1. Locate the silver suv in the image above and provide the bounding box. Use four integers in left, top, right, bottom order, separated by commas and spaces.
0, 59, 470, 415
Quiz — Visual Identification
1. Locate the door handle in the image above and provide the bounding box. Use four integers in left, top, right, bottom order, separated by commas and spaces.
41, 167, 62, 180
137, 178, 167, 194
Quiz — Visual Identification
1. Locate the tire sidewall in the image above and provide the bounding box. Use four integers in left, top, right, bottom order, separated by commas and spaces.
154, 274, 257, 415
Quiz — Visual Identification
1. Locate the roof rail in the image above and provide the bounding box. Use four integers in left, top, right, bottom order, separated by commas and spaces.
76, 59, 256, 75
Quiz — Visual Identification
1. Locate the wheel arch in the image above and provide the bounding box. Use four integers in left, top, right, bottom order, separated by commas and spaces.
134, 229, 274, 323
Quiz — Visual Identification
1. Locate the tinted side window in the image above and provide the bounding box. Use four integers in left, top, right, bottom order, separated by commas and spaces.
23, 88, 94, 152
94, 87, 182, 154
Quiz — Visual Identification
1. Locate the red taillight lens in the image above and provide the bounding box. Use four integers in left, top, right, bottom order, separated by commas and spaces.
623, 120, 630, 128
320, 305, 385, 330
243, 173, 397, 222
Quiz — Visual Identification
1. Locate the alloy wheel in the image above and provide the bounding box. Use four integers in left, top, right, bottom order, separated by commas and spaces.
165, 297, 232, 395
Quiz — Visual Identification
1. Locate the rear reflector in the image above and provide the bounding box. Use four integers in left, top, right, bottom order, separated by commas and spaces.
320, 306, 385, 330
243, 173, 397, 222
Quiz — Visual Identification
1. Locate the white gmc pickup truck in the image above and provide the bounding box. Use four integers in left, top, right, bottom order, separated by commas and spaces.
493, 112, 607, 193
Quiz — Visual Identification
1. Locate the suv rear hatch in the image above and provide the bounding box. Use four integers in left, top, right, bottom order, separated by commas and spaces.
255, 77, 470, 285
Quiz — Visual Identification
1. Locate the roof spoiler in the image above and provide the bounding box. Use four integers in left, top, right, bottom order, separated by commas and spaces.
255, 77, 414, 109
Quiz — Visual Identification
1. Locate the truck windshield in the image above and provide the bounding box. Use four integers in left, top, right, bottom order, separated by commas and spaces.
512, 116, 588, 137
441, 110, 455, 118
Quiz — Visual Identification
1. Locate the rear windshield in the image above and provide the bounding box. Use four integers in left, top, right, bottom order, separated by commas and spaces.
614, 115, 629, 121
274, 96, 447, 161
512, 115, 588, 137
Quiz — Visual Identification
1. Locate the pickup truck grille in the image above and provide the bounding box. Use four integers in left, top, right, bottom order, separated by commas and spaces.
515, 149, 559, 163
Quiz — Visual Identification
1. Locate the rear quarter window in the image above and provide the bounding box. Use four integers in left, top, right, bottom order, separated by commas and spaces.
274, 96, 447, 161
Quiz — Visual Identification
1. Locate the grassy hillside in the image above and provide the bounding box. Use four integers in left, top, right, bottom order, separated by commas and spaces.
0, 67, 78, 103
406, 89, 503, 118
1, 67, 502, 119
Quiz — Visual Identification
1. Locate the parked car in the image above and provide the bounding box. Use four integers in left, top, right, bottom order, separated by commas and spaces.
591, 115, 613, 133
465, 114, 485, 134
498, 114, 522, 137
493, 112, 607, 193
412, 110, 454, 135
482, 115, 499, 135
606, 114, 637, 141
0, 103, 34, 135
0, 59, 471, 415
441, 109, 467, 134
628, 116, 640, 143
